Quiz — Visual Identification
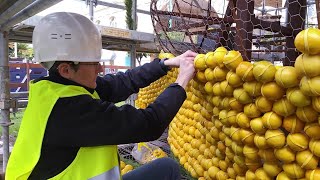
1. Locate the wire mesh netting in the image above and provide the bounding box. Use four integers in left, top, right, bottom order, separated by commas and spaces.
150, 0, 317, 66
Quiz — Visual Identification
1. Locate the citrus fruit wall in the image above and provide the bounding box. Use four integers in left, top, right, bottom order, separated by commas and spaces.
135, 28, 320, 180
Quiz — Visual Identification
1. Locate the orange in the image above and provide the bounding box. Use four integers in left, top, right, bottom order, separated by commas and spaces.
223, 50, 243, 71
194, 54, 207, 70
255, 96, 273, 112
282, 163, 305, 179
205, 51, 218, 69
294, 53, 320, 77
243, 81, 262, 97
287, 133, 309, 152
226, 71, 243, 87
296, 105, 318, 123
265, 129, 286, 148
286, 87, 311, 107
274, 146, 295, 163
296, 150, 319, 169
282, 115, 305, 133
272, 97, 296, 117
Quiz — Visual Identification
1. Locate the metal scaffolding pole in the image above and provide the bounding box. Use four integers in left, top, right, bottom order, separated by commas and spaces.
0, 0, 36, 25
0, 0, 63, 31
0, 31, 11, 172
89, 0, 94, 21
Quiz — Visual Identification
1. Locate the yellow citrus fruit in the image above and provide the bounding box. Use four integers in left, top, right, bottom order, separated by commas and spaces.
226, 71, 243, 87
282, 115, 305, 133
286, 87, 311, 107
274, 146, 295, 163
265, 129, 286, 148
253, 61, 277, 83
246, 170, 256, 180
229, 97, 244, 112
312, 96, 320, 112
245, 158, 261, 171
294, 28, 320, 55
287, 133, 309, 152
254, 134, 270, 149
227, 110, 238, 126
258, 149, 278, 162
220, 80, 234, 96
213, 46, 228, 67
240, 129, 255, 146
261, 82, 285, 101
196, 71, 207, 83
227, 167, 236, 179
243, 81, 262, 97
300, 76, 320, 96
244, 103, 261, 118
255, 168, 272, 180
309, 139, 320, 157
262, 112, 282, 130
296, 105, 318, 123
255, 96, 273, 113
223, 50, 243, 71
216, 170, 229, 180
213, 66, 228, 81
208, 166, 220, 179
272, 97, 296, 117
205, 51, 218, 69
236, 112, 250, 128
296, 150, 319, 169
250, 117, 266, 135
243, 145, 259, 160
276, 171, 292, 180
304, 122, 320, 139
236, 61, 255, 82
212, 83, 223, 96
305, 169, 320, 180
233, 88, 253, 104
204, 68, 214, 81
204, 81, 213, 94
275, 66, 299, 88
282, 163, 305, 179
295, 53, 320, 78
263, 162, 282, 177
194, 54, 207, 70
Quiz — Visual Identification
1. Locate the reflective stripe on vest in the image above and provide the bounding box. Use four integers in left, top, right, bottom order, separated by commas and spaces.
89, 166, 120, 180
6, 80, 120, 180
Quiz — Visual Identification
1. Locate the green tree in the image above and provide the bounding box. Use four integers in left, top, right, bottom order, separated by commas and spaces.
8, 43, 33, 60
124, 0, 134, 30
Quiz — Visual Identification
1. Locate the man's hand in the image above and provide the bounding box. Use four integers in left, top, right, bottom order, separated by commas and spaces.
170, 50, 198, 89
164, 50, 198, 68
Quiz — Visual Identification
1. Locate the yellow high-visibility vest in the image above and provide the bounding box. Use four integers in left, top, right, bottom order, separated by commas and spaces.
6, 80, 120, 180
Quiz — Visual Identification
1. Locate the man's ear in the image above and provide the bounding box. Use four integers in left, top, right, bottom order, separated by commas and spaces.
57, 63, 73, 79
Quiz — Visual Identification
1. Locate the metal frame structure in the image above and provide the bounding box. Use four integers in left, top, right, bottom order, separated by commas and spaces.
0, 0, 158, 171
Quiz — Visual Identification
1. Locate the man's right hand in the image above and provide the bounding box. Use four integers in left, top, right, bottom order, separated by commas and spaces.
174, 50, 197, 89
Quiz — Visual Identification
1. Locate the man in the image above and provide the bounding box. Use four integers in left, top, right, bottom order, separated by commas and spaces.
6, 12, 197, 180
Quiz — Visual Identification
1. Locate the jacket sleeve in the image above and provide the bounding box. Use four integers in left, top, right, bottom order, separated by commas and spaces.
43, 83, 186, 147
95, 59, 168, 103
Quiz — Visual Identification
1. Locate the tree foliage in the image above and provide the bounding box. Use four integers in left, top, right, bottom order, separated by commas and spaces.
124, 0, 134, 30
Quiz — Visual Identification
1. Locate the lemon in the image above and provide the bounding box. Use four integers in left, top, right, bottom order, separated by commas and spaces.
261, 82, 285, 101
296, 150, 319, 169
294, 28, 320, 54
255, 96, 273, 112
265, 129, 286, 148
305, 169, 320, 180
226, 71, 243, 87
194, 54, 207, 70
274, 146, 295, 163
294, 53, 320, 78
262, 112, 282, 130
304, 123, 320, 139
243, 81, 262, 97
213, 46, 228, 67
282, 163, 305, 179
275, 66, 299, 88
250, 117, 266, 135
253, 61, 277, 83
296, 105, 318, 123
223, 50, 243, 71
282, 115, 305, 133
205, 51, 218, 69
286, 87, 311, 107
236, 61, 255, 82
272, 97, 296, 117
263, 162, 282, 177
287, 133, 309, 152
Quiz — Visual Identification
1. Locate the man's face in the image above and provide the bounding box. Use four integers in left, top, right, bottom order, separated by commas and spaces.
69, 62, 103, 89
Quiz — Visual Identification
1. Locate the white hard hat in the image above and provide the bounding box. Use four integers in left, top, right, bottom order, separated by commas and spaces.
32, 12, 102, 69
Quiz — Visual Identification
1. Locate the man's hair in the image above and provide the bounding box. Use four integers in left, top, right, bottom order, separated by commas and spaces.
49, 61, 80, 75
